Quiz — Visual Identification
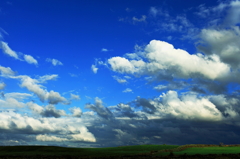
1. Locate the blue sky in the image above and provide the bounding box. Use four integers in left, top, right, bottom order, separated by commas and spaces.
1, 0, 240, 147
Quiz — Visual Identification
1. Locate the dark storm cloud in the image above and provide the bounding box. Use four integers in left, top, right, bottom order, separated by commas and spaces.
109, 103, 137, 118
192, 79, 228, 94
83, 92, 240, 147
134, 97, 156, 114
40, 105, 66, 118
86, 115, 240, 147
85, 97, 113, 120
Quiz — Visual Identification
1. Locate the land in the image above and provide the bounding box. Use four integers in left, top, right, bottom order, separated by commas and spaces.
0, 144, 239, 158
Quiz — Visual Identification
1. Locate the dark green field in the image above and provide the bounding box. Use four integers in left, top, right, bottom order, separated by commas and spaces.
0, 145, 177, 157
0, 144, 240, 158
160, 146, 240, 156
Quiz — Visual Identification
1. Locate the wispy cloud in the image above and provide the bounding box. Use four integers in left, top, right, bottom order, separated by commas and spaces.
0, 41, 19, 60
0, 65, 15, 76
123, 88, 132, 93
0, 28, 8, 39
132, 15, 147, 23
46, 58, 63, 66
125, 8, 132, 12
5, 92, 31, 98
119, 15, 147, 24
70, 93, 80, 101
0, 41, 38, 65
38, 74, 58, 83
147, 7, 199, 40
0, 28, 9, 35
149, 7, 158, 17
24, 54, 38, 65
113, 76, 127, 84
69, 73, 78, 77
101, 48, 109, 52
91, 64, 98, 74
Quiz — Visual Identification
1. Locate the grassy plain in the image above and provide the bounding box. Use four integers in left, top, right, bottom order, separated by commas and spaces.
159, 146, 240, 156
0, 145, 178, 157
0, 144, 240, 158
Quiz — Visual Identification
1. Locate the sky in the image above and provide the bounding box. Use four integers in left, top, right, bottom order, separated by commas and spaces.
0, 0, 240, 147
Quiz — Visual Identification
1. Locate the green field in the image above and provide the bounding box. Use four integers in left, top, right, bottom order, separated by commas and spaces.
159, 146, 240, 156
0, 144, 240, 158
0, 145, 178, 157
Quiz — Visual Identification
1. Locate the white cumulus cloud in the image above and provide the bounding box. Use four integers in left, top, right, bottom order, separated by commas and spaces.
108, 40, 231, 81
156, 91, 223, 121
0, 111, 96, 143
69, 107, 82, 117
36, 134, 68, 142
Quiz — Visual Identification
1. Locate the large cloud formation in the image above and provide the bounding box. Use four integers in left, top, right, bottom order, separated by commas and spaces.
81, 93, 240, 147
108, 40, 231, 81
1, 0, 240, 148
0, 56, 97, 146
1, 88, 239, 147
84, 0, 240, 147
0, 111, 96, 145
